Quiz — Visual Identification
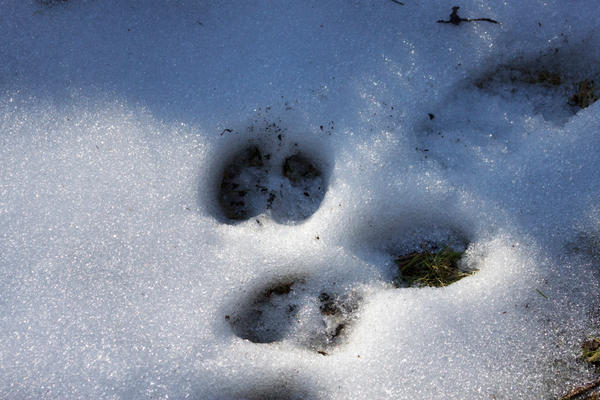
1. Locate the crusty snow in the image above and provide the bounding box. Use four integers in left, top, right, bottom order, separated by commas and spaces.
1, 1, 599, 399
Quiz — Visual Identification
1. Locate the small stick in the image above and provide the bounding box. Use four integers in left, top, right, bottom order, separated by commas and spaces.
468, 17, 499, 23
390, 0, 404, 4
560, 376, 600, 400
437, 6, 498, 25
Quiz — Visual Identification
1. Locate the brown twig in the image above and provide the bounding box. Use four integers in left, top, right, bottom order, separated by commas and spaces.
390, 0, 404, 5
560, 376, 600, 400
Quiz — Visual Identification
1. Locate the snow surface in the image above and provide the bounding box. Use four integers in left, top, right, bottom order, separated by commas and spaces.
1, 0, 600, 399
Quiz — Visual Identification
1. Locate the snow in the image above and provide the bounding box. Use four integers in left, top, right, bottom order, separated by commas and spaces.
1, 0, 599, 399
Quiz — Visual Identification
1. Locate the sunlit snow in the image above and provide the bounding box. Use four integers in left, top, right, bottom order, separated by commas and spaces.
1, 1, 599, 399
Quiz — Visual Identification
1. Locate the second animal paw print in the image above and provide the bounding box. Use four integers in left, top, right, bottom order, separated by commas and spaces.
226, 275, 362, 355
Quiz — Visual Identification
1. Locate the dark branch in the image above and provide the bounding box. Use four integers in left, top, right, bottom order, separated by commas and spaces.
468, 17, 498, 24
437, 6, 498, 25
560, 376, 600, 400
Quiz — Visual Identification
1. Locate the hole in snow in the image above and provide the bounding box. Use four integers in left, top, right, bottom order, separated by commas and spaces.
472, 49, 600, 125
227, 275, 361, 354
228, 276, 305, 344
282, 153, 322, 185
218, 145, 271, 221
392, 241, 476, 288
311, 290, 361, 354
270, 152, 326, 224
212, 122, 330, 224
230, 377, 319, 400
345, 204, 478, 287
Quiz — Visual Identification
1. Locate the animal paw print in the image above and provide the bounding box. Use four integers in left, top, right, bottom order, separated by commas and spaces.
226, 275, 362, 355
216, 139, 327, 224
